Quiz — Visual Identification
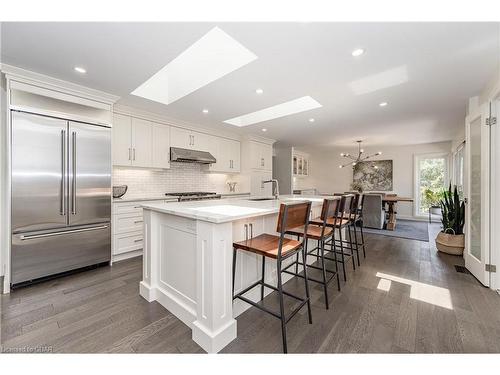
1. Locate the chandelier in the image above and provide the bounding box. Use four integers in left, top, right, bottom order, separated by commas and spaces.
339, 140, 382, 169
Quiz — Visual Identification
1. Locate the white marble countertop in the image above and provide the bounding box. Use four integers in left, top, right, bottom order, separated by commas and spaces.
141, 195, 329, 223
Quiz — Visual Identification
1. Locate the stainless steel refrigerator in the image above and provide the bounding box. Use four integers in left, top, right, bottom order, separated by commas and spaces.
11, 110, 111, 286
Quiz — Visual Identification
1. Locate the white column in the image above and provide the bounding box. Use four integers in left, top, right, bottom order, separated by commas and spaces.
192, 220, 237, 353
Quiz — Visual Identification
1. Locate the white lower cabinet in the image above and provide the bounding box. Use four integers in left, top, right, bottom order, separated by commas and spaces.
112, 199, 174, 261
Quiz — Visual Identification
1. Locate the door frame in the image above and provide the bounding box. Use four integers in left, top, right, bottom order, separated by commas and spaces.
464, 103, 491, 286
490, 96, 500, 291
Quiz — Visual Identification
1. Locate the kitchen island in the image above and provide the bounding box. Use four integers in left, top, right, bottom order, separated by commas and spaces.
139, 195, 328, 353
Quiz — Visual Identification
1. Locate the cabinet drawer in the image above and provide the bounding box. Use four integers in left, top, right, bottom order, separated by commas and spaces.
114, 214, 143, 234
114, 203, 144, 215
113, 231, 143, 255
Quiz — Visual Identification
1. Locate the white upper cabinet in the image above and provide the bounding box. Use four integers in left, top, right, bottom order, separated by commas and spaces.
211, 137, 241, 173
170, 127, 192, 149
152, 123, 171, 169
112, 113, 170, 169
170, 127, 211, 152
131, 117, 153, 167
248, 141, 272, 171
293, 151, 309, 177
112, 113, 133, 166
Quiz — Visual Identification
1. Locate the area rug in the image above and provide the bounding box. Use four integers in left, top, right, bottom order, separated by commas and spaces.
362, 219, 429, 242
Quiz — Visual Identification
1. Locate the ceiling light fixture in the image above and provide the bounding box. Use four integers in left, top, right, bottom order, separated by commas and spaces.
339, 140, 382, 169
309, 118, 315, 123
351, 48, 365, 57
379, 102, 388, 107
256, 88, 264, 94
74, 66, 86, 74
224, 96, 322, 127
202, 109, 209, 114
262, 128, 267, 132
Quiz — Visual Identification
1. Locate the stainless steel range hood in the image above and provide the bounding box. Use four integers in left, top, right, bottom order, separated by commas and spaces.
170, 147, 216, 164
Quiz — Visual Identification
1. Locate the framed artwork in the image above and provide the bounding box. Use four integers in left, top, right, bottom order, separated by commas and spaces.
353, 160, 393, 191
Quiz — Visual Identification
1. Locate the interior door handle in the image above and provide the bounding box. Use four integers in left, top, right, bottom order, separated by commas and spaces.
71, 131, 77, 215
133, 148, 136, 161
128, 148, 131, 161
60, 129, 66, 216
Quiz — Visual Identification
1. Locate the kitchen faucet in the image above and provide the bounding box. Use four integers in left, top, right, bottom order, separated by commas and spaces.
262, 179, 280, 199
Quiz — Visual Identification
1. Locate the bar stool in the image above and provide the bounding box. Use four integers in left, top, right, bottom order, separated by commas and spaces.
282, 198, 341, 310
232, 201, 313, 353
324, 194, 357, 282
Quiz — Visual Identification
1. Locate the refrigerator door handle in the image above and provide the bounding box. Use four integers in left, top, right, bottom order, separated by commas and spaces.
60, 129, 66, 216
71, 131, 77, 215
19, 225, 109, 241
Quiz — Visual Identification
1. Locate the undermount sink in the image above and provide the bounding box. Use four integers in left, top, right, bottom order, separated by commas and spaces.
247, 197, 276, 201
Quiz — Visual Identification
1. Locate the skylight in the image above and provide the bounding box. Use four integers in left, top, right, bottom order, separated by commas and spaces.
131, 27, 258, 105
349, 65, 408, 95
223, 96, 322, 127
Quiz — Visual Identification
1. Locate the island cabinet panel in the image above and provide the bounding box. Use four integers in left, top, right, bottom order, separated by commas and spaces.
158, 223, 197, 308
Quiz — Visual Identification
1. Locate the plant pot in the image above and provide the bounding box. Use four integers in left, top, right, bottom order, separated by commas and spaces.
435, 232, 465, 255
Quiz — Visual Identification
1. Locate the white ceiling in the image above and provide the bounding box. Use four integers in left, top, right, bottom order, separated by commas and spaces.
1, 22, 498, 146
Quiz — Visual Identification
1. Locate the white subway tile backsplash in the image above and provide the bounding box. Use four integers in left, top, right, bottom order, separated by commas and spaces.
113, 163, 243, 199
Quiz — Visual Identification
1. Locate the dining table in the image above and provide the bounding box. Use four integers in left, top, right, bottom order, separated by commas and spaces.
382, 195, 414, 230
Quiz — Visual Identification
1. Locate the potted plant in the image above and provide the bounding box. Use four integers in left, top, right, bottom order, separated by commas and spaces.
435, 184, 465, 255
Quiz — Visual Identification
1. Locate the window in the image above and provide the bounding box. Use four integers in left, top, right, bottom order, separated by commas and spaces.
414, 153, 449, 216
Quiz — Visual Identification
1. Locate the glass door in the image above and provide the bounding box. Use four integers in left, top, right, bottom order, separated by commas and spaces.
465, 104, 490, 286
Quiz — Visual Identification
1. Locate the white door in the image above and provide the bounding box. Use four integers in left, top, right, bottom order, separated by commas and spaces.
131, 117, 152, 167
464, 103, 491, 286
112, 113, 132, 166
151, 123, 170, 169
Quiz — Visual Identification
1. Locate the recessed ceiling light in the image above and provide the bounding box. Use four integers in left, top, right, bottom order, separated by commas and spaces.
351, 48, 365, 57
262, 128, 267, 132
379, 102, 388, 107
131, 27, 258, 106
224, 96, 322, 127
202, 109, 209, 114
309, 118, 315, 123
256, 88, 264, 95
74, 66, 86, 74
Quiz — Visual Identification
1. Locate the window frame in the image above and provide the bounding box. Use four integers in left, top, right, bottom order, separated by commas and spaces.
413, 152, 450, 217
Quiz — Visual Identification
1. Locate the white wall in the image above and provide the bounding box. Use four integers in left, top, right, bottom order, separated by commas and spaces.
0, 70, 6, 281
302, 141, 452, 218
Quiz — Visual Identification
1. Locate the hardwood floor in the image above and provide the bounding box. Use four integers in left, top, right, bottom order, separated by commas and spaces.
2, 223, 500, 353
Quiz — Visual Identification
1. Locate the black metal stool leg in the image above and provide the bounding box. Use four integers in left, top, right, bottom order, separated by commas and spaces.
261, 255, 266, 301
319, 239, 329, 309
331, 234, 340, 291
352, 222, 361, 267
360, 221, 366, 258
347, 225, 356, 271
277, 259, 287, 353
339, 228, 347, 282
232, 248, 237, 298
301, 242, 313, 324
